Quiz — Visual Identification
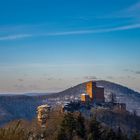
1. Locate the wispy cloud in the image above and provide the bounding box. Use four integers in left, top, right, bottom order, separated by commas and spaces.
0, 34, 32, 41
46, 23, 140, 36
112, 1, 140, 19
126, 1, 140, 14
17, 78, 24, 82
0, 23, 140, 41
84, 76, 98, 80
135, 71, 140, 74
93, 1, 140, 20
106, 76, 114, 79
124, 69, 140, 75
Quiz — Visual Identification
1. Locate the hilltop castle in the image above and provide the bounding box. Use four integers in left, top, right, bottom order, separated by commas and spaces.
81, 81, 105, 103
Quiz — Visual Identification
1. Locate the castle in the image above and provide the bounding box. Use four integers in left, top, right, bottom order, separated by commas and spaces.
81, 81, 105, 103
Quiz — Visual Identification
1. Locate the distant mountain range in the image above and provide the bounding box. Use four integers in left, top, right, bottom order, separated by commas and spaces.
0, 80, 140, 126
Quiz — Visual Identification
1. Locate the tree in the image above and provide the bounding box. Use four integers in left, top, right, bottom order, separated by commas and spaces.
87, 117, 102, 140
131, 131, 140, 140
58, 113, 76, 140
110, 92, 117, 103
75, 112, 86, 139
105, 128, 117, 140
56, 127, 68, 140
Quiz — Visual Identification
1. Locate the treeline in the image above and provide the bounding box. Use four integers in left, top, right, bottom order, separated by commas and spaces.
51, 112, 140, 140
0, 111, 140, 140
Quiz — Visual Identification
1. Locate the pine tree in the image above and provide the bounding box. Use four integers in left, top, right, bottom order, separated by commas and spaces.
75, 112, 86, 139
56, 127, 68, 140
116, 127, 123, 140
88, 117, 102, 140
131, 131, 140, 140
59, 113, 76, 140
105, 128, 117, 140
87, 133, 94, 140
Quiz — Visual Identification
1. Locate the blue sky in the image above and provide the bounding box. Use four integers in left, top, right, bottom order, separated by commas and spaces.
0, 0, 140, 93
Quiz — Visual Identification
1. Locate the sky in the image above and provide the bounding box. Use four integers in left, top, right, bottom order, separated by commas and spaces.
0, 0, 140, 93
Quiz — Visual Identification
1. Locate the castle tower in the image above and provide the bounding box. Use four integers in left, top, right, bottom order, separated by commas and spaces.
81, 93, 90, 102
86, 81, 96, 100
86, 81, 105, 103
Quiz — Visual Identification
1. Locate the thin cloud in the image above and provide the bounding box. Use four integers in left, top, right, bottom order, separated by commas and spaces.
135, 71, 140, 74
106, 76, 114, 79
47, 78, 54, 81
17, 78, 24, 82
46, 23, 140, 36
126, 1, 140, 13
84, 76, 98, 80
124, 69, 140, 75
0, 34, 32, 41
0, 23, 140, 41
117, 1, 140, 18
98, 1, 140, 19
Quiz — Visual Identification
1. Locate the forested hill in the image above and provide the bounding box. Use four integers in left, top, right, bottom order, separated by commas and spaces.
0, 80, 140, 126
